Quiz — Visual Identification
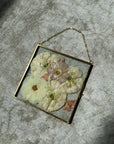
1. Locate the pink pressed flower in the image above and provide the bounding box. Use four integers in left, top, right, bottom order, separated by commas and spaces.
48, 58, 69, 83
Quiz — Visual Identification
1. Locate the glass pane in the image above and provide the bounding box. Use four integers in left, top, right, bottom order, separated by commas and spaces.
15, 46, 91, 123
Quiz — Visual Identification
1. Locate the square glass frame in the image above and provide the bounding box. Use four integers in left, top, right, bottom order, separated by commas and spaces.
14, 44, 93, 124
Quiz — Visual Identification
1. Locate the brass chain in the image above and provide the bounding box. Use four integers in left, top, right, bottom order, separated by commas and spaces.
39, 27, 93, 63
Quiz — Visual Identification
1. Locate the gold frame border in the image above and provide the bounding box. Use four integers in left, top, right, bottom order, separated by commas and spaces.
13, 44, 93, 124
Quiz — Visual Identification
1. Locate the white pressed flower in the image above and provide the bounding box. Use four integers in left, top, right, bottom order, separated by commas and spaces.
20, 75, 48, 104
39, 80, 67, 112
47, 89, 66, 112
62, 67, 83, 94
63, 78, 83, 94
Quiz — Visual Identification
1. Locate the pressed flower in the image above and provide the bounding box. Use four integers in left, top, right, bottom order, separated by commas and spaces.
48, 58, 69, 83
39, 89, 67, 112
31, 52, 60, 76
39, 80, 67, 112
62, 67, 83, 94
20, 75, 48, 104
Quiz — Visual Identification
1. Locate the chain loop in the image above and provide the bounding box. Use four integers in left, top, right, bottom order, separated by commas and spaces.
39, 27, 93, 63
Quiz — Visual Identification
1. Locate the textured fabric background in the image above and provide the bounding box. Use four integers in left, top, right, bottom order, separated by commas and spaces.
0, 0, 114, 144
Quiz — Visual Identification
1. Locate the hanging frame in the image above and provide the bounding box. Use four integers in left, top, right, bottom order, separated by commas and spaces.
14, 27, 93, 124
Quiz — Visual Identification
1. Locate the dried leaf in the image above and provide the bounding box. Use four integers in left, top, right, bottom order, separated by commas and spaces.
60, 57, 65, 63
63, 99, 76, 111
41, 73, 49, 81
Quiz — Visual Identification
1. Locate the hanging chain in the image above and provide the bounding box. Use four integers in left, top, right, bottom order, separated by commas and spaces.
39, 27, 93, 63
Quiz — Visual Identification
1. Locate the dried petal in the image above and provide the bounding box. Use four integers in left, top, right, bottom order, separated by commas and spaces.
60, 57, 65, 63
41, 73, 49, 81
63, 99, 76, 111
